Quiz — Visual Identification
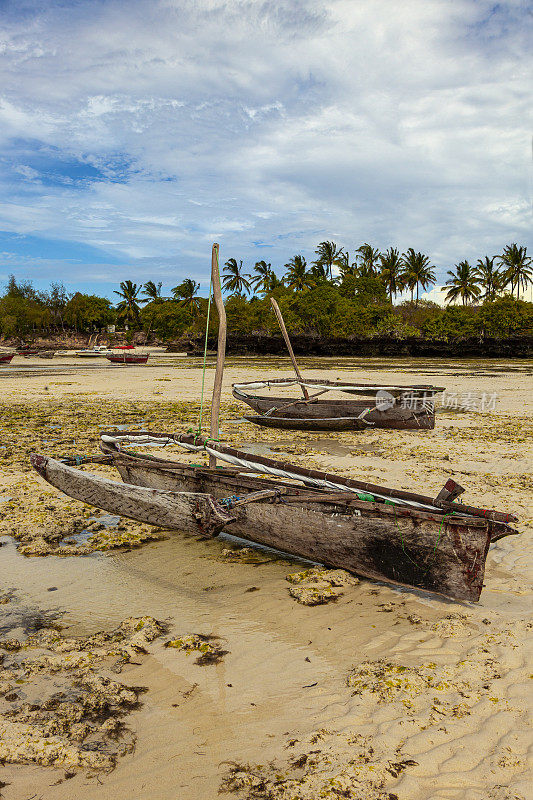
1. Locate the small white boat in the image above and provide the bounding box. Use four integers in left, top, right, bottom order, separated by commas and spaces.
76, 346, 111, 358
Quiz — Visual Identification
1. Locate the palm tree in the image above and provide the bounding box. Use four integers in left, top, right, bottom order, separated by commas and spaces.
336, 251, 358, 280
141, 280, 164, 303
497, 244, 532, 299
172, 278, 201, 315
248, 261, 274, 295
284, 255, 312, 291
401, 249, 436, 304
114, 280, 142, 323
222, 258, 251, 296
475, 257, 502, 302
379, 248, 404, 303
308, 262, 329, 286
444, 261, 481, 306
265, 272, 284, 292
313, 241, 344, 280
355, 243, 381, 277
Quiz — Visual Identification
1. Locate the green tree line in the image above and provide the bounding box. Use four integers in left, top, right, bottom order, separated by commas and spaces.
1, 241, 532, 341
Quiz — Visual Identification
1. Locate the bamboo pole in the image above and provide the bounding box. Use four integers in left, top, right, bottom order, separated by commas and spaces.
270, 297, 309, 399
210, 243, 226, 467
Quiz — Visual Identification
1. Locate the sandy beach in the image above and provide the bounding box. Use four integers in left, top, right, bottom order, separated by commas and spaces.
1, 353, 532, 800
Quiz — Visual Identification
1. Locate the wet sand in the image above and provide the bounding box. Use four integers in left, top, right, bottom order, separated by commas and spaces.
1, 355, 532, 799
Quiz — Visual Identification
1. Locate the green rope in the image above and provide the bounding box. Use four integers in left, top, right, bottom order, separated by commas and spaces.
197, 273, 213, 436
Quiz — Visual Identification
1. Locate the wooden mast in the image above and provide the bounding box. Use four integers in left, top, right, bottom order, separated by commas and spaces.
210, 243, 226, 468
270, 297, 309, 400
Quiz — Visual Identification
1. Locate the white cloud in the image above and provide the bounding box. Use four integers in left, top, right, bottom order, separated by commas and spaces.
0, 0, 530, 292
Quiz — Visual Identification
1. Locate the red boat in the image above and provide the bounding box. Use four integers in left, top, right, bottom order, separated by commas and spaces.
106, 353, 149, 364
112, 345, 135, 350
0, 353, 15, 364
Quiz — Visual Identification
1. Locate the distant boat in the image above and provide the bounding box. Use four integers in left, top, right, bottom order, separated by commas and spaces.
76, 346, 110, 358
17, 348, 38, 356
0, 353, 15, 364
106, 352, 149, 364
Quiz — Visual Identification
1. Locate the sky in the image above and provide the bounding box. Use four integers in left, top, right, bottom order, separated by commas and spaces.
0, 0, 531, 302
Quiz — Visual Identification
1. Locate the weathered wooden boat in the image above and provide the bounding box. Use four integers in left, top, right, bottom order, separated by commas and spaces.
30, 432, 517, 602
231, 299, 444, 431
0, 353, 15, 364
232, 378, 444, 431
106, 352, 149, 364
28, 244, 519, 602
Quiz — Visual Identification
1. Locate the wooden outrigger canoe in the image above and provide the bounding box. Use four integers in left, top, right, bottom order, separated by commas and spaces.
232, 378, 444, 431
30, 430, 518, 602
30, 440, 513, 602
231, 298, 444, 431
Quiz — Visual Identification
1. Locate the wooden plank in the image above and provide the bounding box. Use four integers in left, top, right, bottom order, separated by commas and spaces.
112, 458, 485, 526
435, 478, 466, 503
99, 435, 518, 527
105, 444, 518, 543
233, 377, 445, 395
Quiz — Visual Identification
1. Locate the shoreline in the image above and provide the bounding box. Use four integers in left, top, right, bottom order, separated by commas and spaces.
0, 357, 531, 799
3, 332, 533, 358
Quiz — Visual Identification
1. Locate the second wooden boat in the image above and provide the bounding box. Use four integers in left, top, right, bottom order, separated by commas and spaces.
232, 299, 444, 431
233, 378, 444, 430
106, 353, 149, 364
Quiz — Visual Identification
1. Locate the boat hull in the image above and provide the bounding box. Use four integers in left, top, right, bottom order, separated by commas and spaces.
0, 354, 14, 364
233, 390, 435, 430
88, 446, 492, 602
106, 354, 149, 364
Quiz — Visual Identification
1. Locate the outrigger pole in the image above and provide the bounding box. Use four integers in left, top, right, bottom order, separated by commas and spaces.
270, 297, 309, 400
209, 243, 226, 468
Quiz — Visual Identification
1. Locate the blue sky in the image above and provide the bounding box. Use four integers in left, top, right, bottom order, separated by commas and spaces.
0, 0, 531, 301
